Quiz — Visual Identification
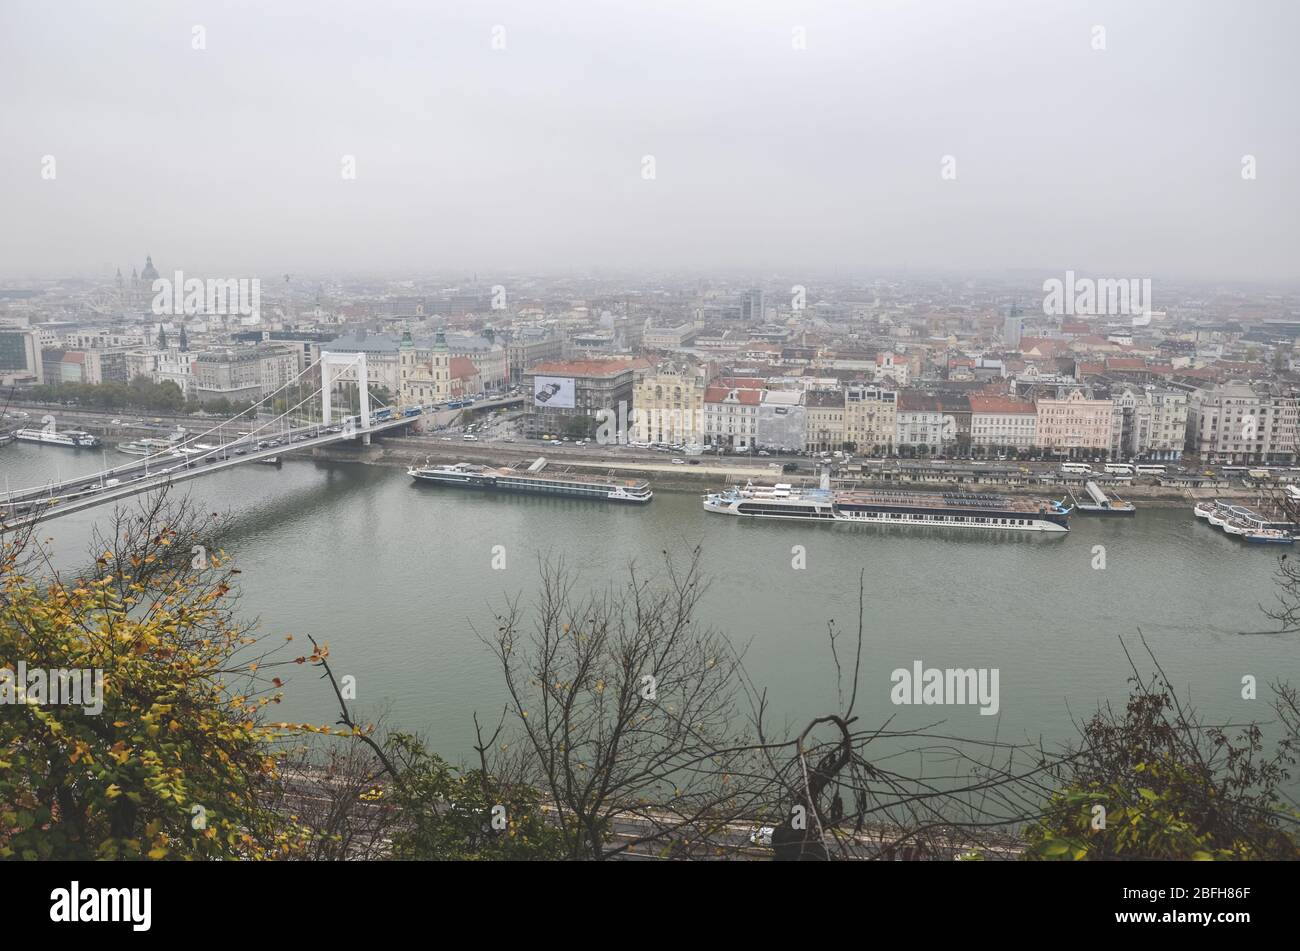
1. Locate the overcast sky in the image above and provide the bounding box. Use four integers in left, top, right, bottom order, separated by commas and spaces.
1, 0, 1295, 282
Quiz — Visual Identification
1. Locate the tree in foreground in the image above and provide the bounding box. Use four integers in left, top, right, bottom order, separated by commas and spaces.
0, 494, 315, 859
478, 548, 771, 859
1025, 638, 1299, 860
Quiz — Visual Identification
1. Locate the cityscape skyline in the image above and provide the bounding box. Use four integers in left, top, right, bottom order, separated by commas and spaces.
2, 0, 1297, 281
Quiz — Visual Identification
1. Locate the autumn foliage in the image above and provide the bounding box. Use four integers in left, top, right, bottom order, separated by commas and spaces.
0, 502, 313, 859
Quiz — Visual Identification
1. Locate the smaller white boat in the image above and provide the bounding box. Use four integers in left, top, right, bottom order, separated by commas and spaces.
1193, 501, 1215, 519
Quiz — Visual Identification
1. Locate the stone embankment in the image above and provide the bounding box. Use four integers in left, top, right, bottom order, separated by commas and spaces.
310, 436, 1263, 507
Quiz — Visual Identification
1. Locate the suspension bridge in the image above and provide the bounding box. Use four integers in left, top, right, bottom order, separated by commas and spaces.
1, 351, 430, 532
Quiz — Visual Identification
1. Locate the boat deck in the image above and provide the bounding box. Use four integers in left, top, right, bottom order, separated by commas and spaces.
833, 488, 1059, 513
432, 463, 649, 490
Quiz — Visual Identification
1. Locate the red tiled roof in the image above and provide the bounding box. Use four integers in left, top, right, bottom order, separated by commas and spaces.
704, 385, 762, 405
969, 395, 1035, 415
449, 356, 478, 379
528, 359, 635, 378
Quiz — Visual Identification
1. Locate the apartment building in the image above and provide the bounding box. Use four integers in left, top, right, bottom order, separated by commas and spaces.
968, 394, 1037, 453
631, 361, 707, 446
446, 332, 508, 391
703, 381, 764, 451
805, 390, 847, 453
257, 343, 299, 398
0, 327, 43, 384
1186, 381, 1298, 464
62, 331, 147, 350
191, 343, 298, 405
642, 323, 698, 351
194, 348, 262, 404
522, 359, 641, 439
40, 348, 130, 385
844, 383, 897, 454
1035, 388, 1115, 459
1108, 385, 1188, 461
506, 328, 565, 384
895, 392, 970, 455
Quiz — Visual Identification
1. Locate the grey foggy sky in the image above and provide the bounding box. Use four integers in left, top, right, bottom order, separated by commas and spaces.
1, 0, 1296, 282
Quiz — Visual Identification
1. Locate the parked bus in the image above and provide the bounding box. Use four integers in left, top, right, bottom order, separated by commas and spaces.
1104, 463, 1134, 474
1134, 464, 1166, 475
1061, 462, 1092, 474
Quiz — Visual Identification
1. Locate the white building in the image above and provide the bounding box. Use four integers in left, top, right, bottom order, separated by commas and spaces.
1108, 386, 1187, 461
968, 395, 1037, 452
1186, 381, 1298, 464
703, 381, 763, 450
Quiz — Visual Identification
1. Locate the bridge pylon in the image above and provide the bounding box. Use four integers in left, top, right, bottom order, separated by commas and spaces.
319, 351, 371, 444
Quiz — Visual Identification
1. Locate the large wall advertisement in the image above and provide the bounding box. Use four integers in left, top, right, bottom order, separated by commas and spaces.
532, 376, 576, 409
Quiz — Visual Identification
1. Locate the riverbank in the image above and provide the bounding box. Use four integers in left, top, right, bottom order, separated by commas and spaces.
305, 435, 1265, 507
6, 404, 1274, 508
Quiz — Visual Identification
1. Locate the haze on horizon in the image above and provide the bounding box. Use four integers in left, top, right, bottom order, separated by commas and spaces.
1, 0, 1296, 284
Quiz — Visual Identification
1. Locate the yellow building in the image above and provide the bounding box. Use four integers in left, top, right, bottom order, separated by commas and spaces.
632, 361, 707, 445
844, 383, 897, 454
805, 390, 846, 452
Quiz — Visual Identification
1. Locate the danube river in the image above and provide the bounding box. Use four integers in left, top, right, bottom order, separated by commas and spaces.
4, 443, 1295, 761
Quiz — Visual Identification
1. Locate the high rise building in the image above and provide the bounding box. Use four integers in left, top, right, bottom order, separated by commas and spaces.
1003, 305, 1023, 348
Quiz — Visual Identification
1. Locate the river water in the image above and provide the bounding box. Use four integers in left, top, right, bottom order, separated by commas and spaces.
3, 442, 1295, 763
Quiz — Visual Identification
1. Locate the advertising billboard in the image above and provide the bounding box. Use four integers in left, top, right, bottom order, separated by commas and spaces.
533, 376, 576, 409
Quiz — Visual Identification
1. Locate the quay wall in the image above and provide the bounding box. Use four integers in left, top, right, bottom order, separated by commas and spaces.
310, 437, 1270, 507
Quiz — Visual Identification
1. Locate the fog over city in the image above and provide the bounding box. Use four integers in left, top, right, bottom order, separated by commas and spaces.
1, 0, 1297, 281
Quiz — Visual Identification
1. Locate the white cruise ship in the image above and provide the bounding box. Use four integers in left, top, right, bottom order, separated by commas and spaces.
14, 428, 100, 449
703, 481, 1071, 532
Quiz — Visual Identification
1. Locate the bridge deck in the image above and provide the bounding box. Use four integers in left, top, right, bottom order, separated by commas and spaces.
1, 415, 419, 532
